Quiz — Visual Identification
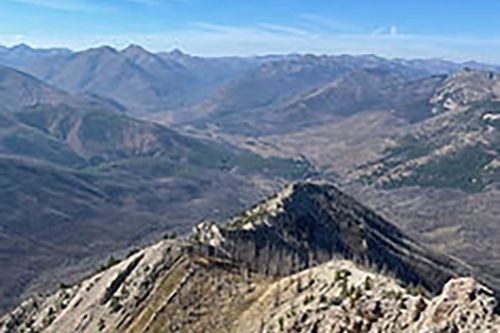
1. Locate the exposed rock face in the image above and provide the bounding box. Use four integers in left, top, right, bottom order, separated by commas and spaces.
0, 240, 185, 333
414, 278, 499, 332
256, 262, 500, 333
431, 69, 500, 114
192, 181, 469, 293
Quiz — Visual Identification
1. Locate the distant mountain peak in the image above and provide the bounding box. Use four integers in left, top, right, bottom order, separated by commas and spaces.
10, 43, 32, 51
121, 43, 149, 55
168, 48, 188, 58
85, 45, 118, 55
2, 43, 72, 57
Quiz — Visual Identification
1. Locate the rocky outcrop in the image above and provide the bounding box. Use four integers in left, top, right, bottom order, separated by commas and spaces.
100, 254, 144, 305
253, 261, 500, 333
413, 278, 499, 332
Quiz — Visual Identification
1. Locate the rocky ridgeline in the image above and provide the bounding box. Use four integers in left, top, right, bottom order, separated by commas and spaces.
1, 181, 498, 333
191, 181, 470, 293
0, 240, 186, 333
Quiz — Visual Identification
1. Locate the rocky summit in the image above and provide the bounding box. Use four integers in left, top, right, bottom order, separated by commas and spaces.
1, 181, 497, 333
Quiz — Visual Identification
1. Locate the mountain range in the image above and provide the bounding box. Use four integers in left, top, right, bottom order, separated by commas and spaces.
0, 44, 259, 115
2, 43, 499, 119
1, 43, 500, 324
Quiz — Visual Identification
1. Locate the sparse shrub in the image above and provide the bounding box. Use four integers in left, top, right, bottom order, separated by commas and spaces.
348, 285, 356, 297
330, 296, 343, 306
414, 284, 425, 296
191, 233, 200, 243
126, 248, 140, 258
296, 277, 303, 294
278, 317, 285, 331
109, 296, 122, 313
59, 282, 70, 289
340, 279, 349, 298
383, 289, 403, 300
97, 256, 119, 273
42, 307, 56, 327
334, 269, 352, 283
274, 283, 281, 308
364, 276, 373, 291
349, 286, 363, 305
98, 319, 105, 331
163, 232, 177, 240
303, 294, 315, 305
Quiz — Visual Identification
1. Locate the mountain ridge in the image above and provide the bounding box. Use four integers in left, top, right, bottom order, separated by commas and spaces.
191, 181, 473, 293
1, 181, 497, 333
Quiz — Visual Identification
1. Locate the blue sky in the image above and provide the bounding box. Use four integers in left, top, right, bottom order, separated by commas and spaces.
1, 0, 500, 62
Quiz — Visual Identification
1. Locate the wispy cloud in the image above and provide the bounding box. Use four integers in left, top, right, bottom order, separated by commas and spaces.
371, 25, 399, 37
300, 14, 360, 33
2, 19, 500, 63
4, 0, 103, 11
258, 23, 314, 38
166, 21, 500, 62
4, 0, 163, 11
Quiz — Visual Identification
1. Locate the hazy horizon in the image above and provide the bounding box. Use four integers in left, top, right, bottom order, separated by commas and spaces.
2, 0, 500, 62
3, 41, 500, 66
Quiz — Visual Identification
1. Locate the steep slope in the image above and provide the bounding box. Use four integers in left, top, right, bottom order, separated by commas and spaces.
0, 45, 193, 112
3, 102, 313, 179
189, 55, 365, 125
3, 44, 500, 121
236, 264, 499, 333
1, 181, 496, 333
46, 46, 169, 111
0, 152, 302, 312
0, 106, 311, 311
0, 113, 84, 166
232, 69, 443, 135
190, 57, 440, 135
0, 45, 260, 114
0, 66, 314, 311
336, 69, 500, 294
159, 49, 258, 90
356, 69, 500, 192
0, 66, 71, 111
191, 182, 470, 293
430, 68, 500, 114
